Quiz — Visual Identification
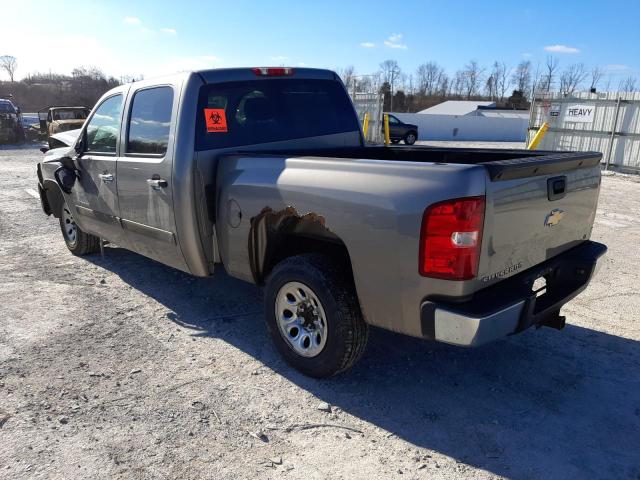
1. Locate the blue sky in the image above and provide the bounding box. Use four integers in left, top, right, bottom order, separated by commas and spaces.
3, 0, 639, 85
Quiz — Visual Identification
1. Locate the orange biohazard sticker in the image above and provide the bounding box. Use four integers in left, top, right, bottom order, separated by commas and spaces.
204, 108, 228, 133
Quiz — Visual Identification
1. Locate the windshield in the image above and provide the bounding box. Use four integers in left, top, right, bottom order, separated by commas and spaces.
53, 109, 88, 121
195, 78, 359, 150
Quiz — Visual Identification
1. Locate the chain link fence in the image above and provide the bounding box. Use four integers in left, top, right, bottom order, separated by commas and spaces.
528, 92, 640, 172
350, 92, 384, 144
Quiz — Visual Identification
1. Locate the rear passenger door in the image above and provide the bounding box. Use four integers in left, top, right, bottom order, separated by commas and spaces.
116, 85, 185, 270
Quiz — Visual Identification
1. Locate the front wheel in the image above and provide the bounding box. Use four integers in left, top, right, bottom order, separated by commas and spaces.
264, 254, 369, 378
404, 131, 417, 145
58, 202, 101, 255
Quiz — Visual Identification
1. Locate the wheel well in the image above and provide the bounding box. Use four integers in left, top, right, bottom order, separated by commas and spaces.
248, 206, 356, 285
42, 179, 65, 217
261, 234, 353, 285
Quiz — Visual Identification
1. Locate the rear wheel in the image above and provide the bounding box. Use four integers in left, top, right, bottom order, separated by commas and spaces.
264, 254, 369, 378
404, 131, 417, 145
58, 202, 100, 255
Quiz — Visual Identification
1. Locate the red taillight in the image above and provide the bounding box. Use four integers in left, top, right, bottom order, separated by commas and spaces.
252, 67, 294, 76
419, 196, 485, 280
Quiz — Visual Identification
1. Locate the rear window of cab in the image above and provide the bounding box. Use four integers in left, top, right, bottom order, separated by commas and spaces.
195, 78, 359, 150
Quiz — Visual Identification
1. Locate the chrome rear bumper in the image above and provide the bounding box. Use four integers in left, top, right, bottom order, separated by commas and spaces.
420, 241, 607, 346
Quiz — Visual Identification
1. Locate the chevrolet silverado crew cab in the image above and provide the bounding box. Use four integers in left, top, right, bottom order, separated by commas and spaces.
36, 67, 606, 378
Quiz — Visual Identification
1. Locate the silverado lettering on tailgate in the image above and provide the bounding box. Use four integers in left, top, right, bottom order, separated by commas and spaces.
481, 262, 523, 283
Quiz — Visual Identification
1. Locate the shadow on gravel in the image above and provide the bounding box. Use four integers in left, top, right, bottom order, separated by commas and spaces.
89, 247, 640, 480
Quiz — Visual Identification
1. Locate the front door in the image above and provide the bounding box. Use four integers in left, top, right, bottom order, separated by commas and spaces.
116, 85, 185, 271
72, 93, 126, 244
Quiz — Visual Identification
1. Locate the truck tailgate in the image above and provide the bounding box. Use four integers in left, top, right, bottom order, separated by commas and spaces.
478, 153, 602, 285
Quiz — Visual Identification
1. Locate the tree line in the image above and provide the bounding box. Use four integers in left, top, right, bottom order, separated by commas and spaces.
339, 57, 639, 113
0, 56, 140, 112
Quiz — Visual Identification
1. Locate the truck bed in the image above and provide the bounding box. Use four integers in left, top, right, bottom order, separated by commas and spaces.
237, 145, 602, 180
219, 145, 602, 295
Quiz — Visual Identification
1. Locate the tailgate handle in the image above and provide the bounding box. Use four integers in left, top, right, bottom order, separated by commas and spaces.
547, 176, 567, 201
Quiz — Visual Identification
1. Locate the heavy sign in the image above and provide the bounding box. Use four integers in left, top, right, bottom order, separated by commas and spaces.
565, 104, 595, 123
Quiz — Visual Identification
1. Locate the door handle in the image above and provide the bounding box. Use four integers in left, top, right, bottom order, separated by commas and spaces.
147, 178, 168, 190
98, 173, 114, 183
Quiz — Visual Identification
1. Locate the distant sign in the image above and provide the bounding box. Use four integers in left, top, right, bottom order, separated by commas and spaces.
564, 104, 595, 123
549, 103, 561, 117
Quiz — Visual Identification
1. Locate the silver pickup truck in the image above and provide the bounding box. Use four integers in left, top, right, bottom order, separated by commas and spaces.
37, 67, 607, 377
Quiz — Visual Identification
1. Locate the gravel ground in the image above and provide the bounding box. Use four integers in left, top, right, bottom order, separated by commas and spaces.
0, 145, 639, 480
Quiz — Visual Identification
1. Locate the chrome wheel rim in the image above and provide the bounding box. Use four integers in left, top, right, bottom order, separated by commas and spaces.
275, 281, 327, 358
61, 204, 77, 246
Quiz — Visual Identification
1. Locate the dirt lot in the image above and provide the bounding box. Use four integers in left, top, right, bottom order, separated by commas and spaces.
0, 145, 639, 480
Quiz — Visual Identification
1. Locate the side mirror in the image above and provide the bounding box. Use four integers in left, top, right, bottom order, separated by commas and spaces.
16, 107, 21, 114
54, 164, 77, 194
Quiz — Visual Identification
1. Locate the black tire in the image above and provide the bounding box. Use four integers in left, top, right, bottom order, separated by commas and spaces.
264, 254, 369, 378
404, 131, 417, 145
58, 202, 101, 256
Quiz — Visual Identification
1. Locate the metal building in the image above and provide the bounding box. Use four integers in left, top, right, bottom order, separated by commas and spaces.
528, 92, 640, 172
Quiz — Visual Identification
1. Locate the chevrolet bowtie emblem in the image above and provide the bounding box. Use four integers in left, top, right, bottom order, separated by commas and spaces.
545, 209, 565, 227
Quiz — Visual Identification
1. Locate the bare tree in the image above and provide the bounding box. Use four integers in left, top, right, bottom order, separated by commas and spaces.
0, 55, 18, 82
463, 60, 484, 99
589, 66, 604, 91
485, 74, 496, 100
416, 61, 444, 96
541, 55, 559, 92
72, 66, 106, 81
379, 60, 401, 110
511, 60, 532, 97
452, 70, 466, 97
559, 63, 587, 95
619, 76, 638, 92
338, 66, 356, 92
492, 61, 510, 101
436, 73, 450, 97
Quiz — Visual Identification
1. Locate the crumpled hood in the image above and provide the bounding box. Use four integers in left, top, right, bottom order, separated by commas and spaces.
49, 128, 81, 147
43, 144, 75, 162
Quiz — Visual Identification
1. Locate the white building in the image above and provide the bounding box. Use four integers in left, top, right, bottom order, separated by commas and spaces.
393, 100, 529, 142
417, 100, 496, 116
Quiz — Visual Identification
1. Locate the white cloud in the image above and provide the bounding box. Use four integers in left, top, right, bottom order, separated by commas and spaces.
298, 62, 307, 67
604, 64, 629, 72
360, 42, 375, 48
384, 41, 408, 50
384, 33, 408, 50
160, 28, 177, 35
270, 55, 289, 63
124, 16, 142, 25
544, 44, 580, 54
522, 52, 532, 58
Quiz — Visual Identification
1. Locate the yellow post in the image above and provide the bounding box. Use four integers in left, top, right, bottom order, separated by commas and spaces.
384, 113, 390, 146
528, 122, 549, 150
362, 112, 370, 139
